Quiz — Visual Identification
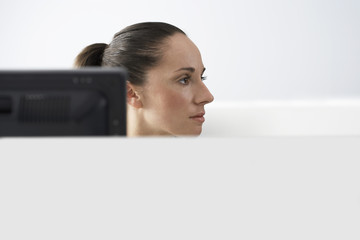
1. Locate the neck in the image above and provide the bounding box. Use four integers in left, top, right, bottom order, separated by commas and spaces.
126, 105, 156, 137
126, 105, 172, 137
126, 105, 144, 137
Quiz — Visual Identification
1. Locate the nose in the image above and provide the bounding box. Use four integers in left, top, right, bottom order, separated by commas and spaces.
194, 81, 214, 105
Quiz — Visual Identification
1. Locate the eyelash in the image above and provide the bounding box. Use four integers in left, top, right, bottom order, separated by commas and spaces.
179, 76, 190, 85
179, 75, 207, 85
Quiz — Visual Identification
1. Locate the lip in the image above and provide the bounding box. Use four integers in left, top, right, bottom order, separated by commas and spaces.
189, 112, 205, 123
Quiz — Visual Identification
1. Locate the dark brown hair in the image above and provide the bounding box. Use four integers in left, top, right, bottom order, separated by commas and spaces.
74, 22, 186, 85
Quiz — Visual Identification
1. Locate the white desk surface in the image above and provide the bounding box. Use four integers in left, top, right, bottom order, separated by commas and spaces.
1, 137, 359, 239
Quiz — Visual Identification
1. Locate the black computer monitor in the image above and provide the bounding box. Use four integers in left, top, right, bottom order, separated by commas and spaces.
0, 68, 127, 136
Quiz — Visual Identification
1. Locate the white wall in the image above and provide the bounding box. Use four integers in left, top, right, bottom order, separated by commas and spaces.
0, 0, 360, 101
202, 99, 360, 137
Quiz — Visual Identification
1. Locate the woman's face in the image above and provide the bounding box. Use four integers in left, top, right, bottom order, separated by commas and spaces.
139, 33, 214, 136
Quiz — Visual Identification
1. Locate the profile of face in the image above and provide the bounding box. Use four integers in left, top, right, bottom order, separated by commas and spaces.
128, 33, 214, 136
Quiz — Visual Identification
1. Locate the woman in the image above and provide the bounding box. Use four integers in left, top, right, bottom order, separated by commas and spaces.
74, 22, 214, 136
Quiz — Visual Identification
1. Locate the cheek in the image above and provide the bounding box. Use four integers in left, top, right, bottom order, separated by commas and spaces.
152, 87, 192, 115
162, 90, 189, 113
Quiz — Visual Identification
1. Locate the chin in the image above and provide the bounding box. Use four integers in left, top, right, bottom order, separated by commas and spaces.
174, 127, 202, 137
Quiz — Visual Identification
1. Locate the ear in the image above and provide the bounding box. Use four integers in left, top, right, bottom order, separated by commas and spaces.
126, 81, 143, 108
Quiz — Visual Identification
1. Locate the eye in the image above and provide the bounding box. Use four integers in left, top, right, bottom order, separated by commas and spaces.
179, 77, 190, 85
201, 76, 207, 81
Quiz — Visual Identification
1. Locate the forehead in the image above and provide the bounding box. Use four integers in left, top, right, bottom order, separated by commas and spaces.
158, 33, 203, 70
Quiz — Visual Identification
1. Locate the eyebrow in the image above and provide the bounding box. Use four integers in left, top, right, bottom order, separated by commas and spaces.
175, 67, 206, 74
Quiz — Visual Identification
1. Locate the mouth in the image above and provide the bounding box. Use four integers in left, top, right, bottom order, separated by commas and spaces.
189, 112, 205, 123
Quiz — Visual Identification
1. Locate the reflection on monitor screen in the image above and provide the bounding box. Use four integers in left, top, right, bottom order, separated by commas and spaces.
0, 68, 127, 136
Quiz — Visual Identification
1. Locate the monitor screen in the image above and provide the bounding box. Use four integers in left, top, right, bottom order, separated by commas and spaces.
0, 68, 127, 136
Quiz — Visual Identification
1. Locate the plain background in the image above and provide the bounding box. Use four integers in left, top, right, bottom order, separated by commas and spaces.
0, 0, 359, 101
1, 137, 360, 239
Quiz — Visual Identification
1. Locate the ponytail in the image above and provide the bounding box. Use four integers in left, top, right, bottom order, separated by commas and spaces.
74, 43, 108, 67
74, 22, 186, 85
